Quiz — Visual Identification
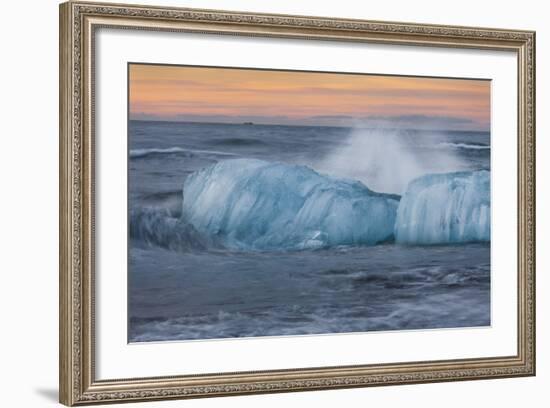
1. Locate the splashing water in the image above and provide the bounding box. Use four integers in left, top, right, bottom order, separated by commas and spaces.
314, 126, 467, 194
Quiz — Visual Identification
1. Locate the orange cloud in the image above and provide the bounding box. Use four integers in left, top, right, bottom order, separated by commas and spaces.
129, 64, 490, 130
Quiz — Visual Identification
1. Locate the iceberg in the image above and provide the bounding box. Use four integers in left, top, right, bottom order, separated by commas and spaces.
182, 159, 399, 250
395, 170, 490, 244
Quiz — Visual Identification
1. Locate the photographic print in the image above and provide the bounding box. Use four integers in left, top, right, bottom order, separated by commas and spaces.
60, 5, 536, 403
128, 63, 491, 343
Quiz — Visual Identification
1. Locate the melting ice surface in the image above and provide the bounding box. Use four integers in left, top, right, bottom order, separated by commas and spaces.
181, 159, 491, 250
395, 170, 490, 244
182, 158, 399, 250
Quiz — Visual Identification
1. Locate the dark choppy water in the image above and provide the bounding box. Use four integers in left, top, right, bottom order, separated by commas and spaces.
128, 120, 491, 342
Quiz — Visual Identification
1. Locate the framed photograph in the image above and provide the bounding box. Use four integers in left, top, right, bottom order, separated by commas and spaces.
59, 1, 536, 405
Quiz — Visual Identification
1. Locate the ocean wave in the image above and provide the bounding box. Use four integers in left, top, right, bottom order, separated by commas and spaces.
438, 142, 490, 150
129, 281, 490, 341
129, 208, 222, 251
138, 191, 183, 218
130, 146, 236, 159
130, 147, 190, 159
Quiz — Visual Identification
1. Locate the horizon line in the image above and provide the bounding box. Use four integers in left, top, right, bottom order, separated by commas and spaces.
128, 117, 490, 133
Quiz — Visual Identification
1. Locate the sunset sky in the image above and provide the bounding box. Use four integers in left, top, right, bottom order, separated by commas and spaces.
129, 64, 490, 131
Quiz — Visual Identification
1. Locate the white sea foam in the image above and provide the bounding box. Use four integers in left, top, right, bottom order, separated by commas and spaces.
130, 146, 236, 159
130, 146, 188, 158
438, 142, 490, 150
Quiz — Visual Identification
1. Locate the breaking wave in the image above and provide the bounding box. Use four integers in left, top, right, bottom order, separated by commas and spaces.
438, 142, 490, 150
314, 127, 468, 194
130, 146, 236, 159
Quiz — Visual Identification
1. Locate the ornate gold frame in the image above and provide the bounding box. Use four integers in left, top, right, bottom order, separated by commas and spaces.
59, 1, 536, 405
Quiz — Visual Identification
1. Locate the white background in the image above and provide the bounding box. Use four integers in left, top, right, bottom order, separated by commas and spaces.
0, 0, 546, 407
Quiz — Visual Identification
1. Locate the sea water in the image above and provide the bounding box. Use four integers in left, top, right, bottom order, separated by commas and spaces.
128, 121, 491, 342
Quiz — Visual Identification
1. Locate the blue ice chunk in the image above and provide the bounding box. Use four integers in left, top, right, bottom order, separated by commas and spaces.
182, 159, 399, 250
395, 170, 490, 244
